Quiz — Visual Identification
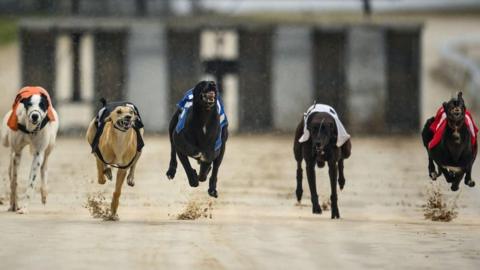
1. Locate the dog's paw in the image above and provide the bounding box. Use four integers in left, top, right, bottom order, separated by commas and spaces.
429, 171, 439, 180
312, 204, 322, 215
7, 205, 19, 212
450, 183, 460, 191
208, 189, 218, 198
465, 179, 475, 187
127, 174, 135, 187
338, 177, 346, 190
103, 213, 119, 221
188, 170, 199, 187
41, 189, 47, 205
98, 176, 107, 185
166, 168, 176, 180
16, 207, 29, 214
104, 168, 112, 181
199, 166, 212, 182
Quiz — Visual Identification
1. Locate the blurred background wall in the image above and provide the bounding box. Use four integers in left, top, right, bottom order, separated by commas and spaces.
0, 0, 480, 135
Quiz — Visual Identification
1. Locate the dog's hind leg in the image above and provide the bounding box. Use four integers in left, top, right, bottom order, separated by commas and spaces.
166, 145, 177, 180
107, 169, 127, 221
422, 118, 439, 180
177, 152, 198, 187
293, 140, 303, 203
428, 158, 439, 180
338, 158, 346, 190
40, 146, 52, 205
127, 152, 141, 187
166, 110, 180, 180
18, 150, 45, 214
8, 151, 21, 212
295, 160, 303, 203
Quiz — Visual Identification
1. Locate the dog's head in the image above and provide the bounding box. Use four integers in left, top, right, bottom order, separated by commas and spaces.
443, 91, 466, 124
193, 80, 217, 111
18, 93, 50, 128
308, 113, 336, 165
105, 104, 137, 131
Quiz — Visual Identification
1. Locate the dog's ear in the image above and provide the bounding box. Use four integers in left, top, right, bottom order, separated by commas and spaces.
40, 93, 50, 110
457, 91, 465, 107
192, 81, 208, 98
104, 114, 112, 123
99, 98, 107, 107
442, 101, 448, 112
208, 81, 217, 92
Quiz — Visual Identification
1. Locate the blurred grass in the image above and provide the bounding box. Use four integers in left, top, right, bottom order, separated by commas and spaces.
0, 17, 17, 46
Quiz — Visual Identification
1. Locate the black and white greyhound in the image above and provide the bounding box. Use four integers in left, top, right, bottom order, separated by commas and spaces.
1, 87, 59, 214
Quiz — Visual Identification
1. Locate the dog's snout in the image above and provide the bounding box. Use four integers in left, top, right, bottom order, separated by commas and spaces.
206, 91, 216, 102
30, 113, 39, 123
124, 115, 132, 121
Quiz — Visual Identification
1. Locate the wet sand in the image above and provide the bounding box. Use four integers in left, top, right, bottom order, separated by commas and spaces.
0, 135, 479, 269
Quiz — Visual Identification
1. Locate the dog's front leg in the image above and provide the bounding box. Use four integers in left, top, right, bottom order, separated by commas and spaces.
428, 157, 439, 180
40, 147, 52, 205
107, 169, 127, 221
328, 160, 340, 219
8, 151, 22, 212
177, 152, 198, 187
305, 161, 321, 214
127, 152, 142, 187
18, 151, 45, 214
198, 162, 212, 182
96, 158, 107, 184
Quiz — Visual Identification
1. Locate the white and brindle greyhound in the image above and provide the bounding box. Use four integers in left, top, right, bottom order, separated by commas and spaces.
1, 86, 59, 214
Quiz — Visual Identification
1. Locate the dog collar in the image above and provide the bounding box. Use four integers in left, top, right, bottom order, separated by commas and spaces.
17, 117, 49, 135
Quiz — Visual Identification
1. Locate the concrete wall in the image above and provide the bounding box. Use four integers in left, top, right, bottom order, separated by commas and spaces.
272, 26, 313, 130
127, 21, 169, 132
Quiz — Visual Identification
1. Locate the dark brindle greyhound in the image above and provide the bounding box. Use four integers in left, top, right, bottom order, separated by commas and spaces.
293, 111, 351, 218
421, 92, 477, 191
166, 81, 228, 198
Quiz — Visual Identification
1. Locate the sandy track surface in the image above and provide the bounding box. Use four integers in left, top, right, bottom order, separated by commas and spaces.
0, 135, 479, 269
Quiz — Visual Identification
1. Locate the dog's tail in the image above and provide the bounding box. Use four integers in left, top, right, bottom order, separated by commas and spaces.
1, 113, 9, 147
99, 98, 107, 107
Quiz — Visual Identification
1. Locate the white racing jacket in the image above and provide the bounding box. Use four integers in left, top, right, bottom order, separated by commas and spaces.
298, 104, 350, 147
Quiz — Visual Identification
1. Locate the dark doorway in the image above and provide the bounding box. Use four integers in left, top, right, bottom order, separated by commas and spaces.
386, 28, 421, 133
20, 29, 56, 102
94, 31, 127, 102
238, 28, 273, 132
167, 28, 201, 112
312, 29, 347, 122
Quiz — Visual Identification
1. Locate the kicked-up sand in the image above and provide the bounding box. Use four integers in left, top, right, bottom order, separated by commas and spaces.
0, 135, 479, 269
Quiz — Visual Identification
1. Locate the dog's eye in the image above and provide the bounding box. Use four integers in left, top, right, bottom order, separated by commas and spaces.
116, 109, 122, 114
39, 100, 47, 111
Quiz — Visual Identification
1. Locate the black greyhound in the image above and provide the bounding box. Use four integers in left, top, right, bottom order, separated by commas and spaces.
422, 92, 477, 191
166, 81, 228, 198
293, 111, 351, 218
